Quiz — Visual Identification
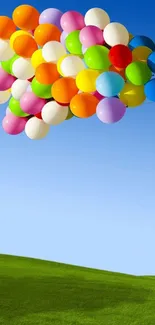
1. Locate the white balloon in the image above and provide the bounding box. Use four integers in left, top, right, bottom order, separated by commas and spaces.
0, 39, 15, 61
42, 101, 68, 125
60, 56, 85, 77
6, 106, 11, 115
42, 41, 66, 63
25, 117, 50, 140
0, 89, 11, 104
11, 79, 30, 100
12, 58, 35, 80
103, 22, 129, 47
84, 8, 110, 29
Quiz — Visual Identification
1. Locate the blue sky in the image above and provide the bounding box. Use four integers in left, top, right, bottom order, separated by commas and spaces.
0, 0, 155, 276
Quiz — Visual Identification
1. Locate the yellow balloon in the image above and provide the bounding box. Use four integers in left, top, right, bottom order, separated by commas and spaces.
132, 46, 152, 63
119, 83, 146, 107
10, 30, 31, 49
76, 69, 100, 92
31, 49, 45, 69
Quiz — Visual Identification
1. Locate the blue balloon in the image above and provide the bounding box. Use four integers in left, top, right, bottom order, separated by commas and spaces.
129, 36, 155, 51
147, 52, 155, 73
144, 79, 155, 101
96, 72, 125, 97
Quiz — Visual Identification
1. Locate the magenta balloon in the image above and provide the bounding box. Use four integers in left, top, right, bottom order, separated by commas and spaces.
20, 92, 46, 115
39, 8, 63, 30
80, 26, 104, 47
0, 67, 16, 91
92, 90, 105, 101
96, 97, 126, 124
2, 113, 27, 135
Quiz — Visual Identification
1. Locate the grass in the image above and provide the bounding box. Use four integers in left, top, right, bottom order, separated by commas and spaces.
0, 254, 155, 325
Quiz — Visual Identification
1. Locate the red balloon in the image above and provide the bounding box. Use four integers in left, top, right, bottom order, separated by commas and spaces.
35, 112, 42, 119
109, 45, 132, 69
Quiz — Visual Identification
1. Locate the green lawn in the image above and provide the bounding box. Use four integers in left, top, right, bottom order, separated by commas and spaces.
0, 254, 155, 325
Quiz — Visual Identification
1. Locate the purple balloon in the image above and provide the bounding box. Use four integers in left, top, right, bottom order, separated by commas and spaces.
39, 8, 63, 30
60, 31, 68, 47
0, 67, 16, 91
20, 92, 46, 115
96, 97, 126, 124
2, 113, 27, 135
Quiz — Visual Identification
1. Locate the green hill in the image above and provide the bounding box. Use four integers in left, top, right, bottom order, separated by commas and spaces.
0, 254, 155, 325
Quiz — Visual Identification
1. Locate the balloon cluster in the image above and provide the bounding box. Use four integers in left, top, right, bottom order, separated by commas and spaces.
0, 5, 155, 139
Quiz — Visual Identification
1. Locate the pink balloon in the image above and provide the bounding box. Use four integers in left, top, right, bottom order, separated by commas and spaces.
79, 26, 104, 47
60, 11, 85, 33
0, 67, 16, 91
20, 92, 46, 115
2, 113, 27, 135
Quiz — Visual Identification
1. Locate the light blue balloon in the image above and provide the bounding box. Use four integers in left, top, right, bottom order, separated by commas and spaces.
96, 71, 125, 97
144, 79, 155, 101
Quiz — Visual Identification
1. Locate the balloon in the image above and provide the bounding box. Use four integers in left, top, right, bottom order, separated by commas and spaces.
79, 26, 104, 47
60, 55, 85, 77
31, 78, 52, 98
31, 49, 45, 69
60, 11, 85, 33
92, 90, 105, 101
66, 107, 74, 120
125, 61, 152, 86
42, 41, 66, 62
109, 45, 132, 69
57, 54, 69, 74
25, 116, 50, 140
12, 57, 35, 79
42, 101, 68, 125
20, 92, 46, 115
96, 71, 125, 97
109, 65, 126, 80
65, 31, 82, 55
1, 55, 15, 74
144, 79, 155, 102
0, 67, 16, 91
34, 24, 61, 46
84, 45, 110, 70
6, 106, 11, 115
60, 31, 68, 47
147, 51, 155, 73
12, 5, 39, 30
2, 113, 27, 135
0, 89, 11, 104
52, 77, 78, 104
10, 30, 31, 49
70, 93, 99, 118
9, 97, 29, 117
132, 46, 152, 63
84, 8, 110, 30
96, 97, 126, 123
76, 69, 100, 92
12, 34, 38, 58
0, 16, 16, 39
103, 23, 129, 47
39, 8, 63, 30
9, 54, 20, 74
11, 79, 30, 100
129, 36, 155, 51
35, 62, 60, 84
0, 39, 15, 61
119, 83, 146, 107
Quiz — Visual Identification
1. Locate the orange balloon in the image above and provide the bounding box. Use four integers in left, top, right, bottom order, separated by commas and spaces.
109, 65, 126, 80
13, 35, 38, 58
12, 5, 39, 30
52, 77, 78, 104
70, 93, 99, 118
0, 16, 16, 39
34, 24, 61, 46
35, 63, 60, 85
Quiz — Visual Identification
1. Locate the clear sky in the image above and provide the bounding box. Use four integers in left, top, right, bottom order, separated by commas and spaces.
0, 0, 155, 276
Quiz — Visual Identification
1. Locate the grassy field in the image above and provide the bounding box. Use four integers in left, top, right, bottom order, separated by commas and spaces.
0, 254, 155, 325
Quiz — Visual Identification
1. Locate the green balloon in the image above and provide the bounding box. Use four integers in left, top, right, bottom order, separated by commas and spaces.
125, 62, 152, 85
10, 55, 20, 75
66, 107, 74, 120
65, 31, 82, 56
31, 78, 52, 99
84, 45, 110, 70
9, 97, 29, 117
